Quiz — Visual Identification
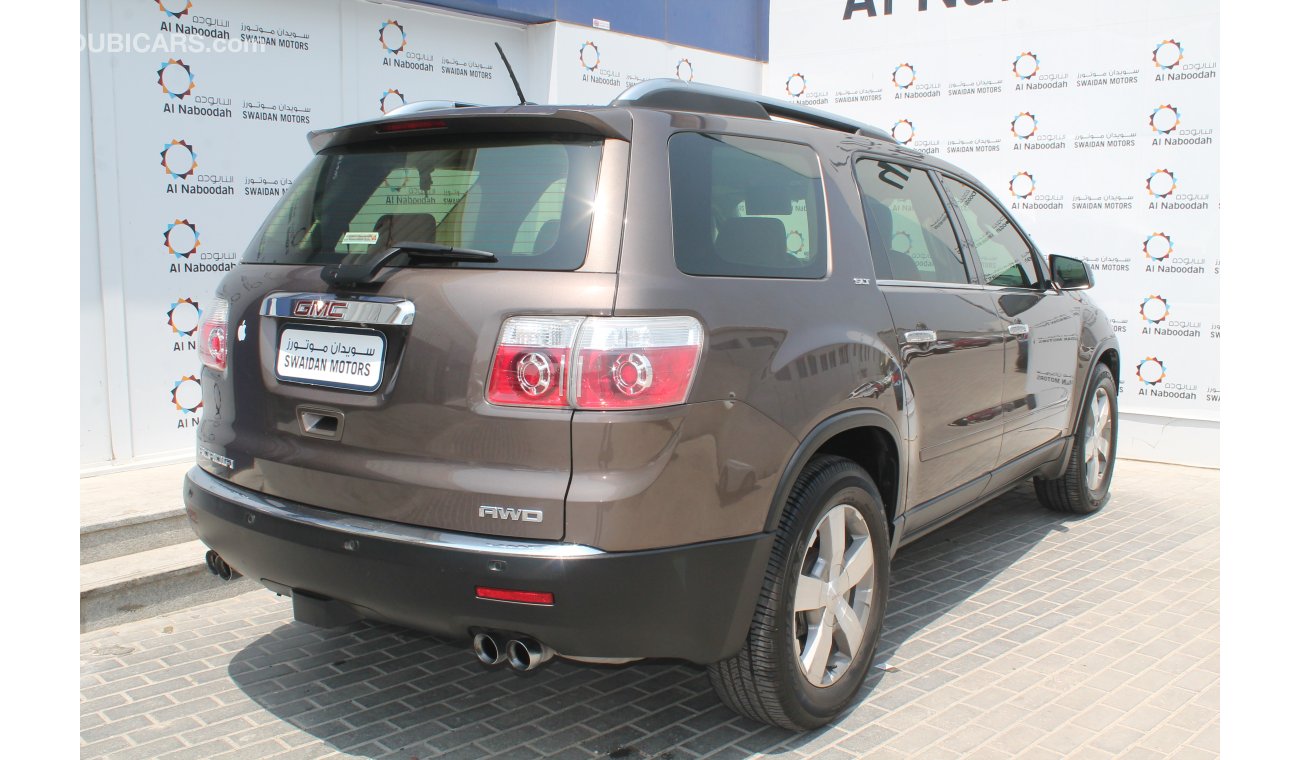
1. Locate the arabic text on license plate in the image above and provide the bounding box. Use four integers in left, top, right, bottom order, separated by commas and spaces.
276, 328, 385, 392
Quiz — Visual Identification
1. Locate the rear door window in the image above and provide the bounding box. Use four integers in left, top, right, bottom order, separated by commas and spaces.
853, 159, 970, 284
668, 132, 827, 279
243, 136, 602, 271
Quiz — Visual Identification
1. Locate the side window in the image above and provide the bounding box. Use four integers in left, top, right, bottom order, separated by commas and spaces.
852, 159, 969, 284
669, 132, 826, 279
941, 176, 1044, 289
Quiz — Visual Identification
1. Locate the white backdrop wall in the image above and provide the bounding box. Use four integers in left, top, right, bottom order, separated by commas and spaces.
80, 0, 760, 470
767, 0, 1220, 467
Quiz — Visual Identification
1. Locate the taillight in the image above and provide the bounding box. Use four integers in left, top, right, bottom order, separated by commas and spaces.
198, 297, 230, 372
487, 317, 583, 407
487, 316, 703, 410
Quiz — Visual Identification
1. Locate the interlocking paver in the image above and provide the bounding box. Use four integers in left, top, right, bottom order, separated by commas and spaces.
80, 459, 1219, 758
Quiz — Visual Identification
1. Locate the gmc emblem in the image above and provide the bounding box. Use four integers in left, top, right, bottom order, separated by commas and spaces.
292, 300, 349, 320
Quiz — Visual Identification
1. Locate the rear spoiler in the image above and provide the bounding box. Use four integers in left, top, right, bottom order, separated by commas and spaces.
307, 108, 632, 153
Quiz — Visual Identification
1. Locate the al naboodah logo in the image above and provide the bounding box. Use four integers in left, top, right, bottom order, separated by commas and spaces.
1143, 232, 1173, 261
378, 20, 407, 54
1146, 169, 1177, 198
892, 63, 917, 89
579, 41, 600, 71
1135, 357, 1167, 386
892, 230, 913, 253
1153, 39, 1184, 69
1011, 111, 1038, 139
167, 298, 202, 336
155, 0, 192, 18
786, 230, 805, 256
1012, 52, 1040, 80
164, 219, 200, 259
379, 88, 406, 114
157, 59, 195, 100
170, 375, 203, 413
1149, 104, 1180, 134
1009, 171, 1036, 199
892, 119, 915, 145
1139, 295, 1170, 324
785, 73, 808, 97
675, 58, 694, 82
160, 139, 197, 180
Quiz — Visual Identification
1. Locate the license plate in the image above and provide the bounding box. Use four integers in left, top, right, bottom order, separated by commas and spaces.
276, 327, 386, 392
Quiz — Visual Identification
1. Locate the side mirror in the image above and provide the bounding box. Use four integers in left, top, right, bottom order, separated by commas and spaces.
1050, 255, 1094, 290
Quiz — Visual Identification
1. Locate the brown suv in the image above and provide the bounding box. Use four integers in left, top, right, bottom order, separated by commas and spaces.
184, 80, 1119, 730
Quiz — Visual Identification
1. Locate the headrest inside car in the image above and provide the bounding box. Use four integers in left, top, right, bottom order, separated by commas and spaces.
746, 182, 792, 216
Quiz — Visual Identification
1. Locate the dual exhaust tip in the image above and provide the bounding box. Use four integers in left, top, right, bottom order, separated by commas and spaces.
473, 632, 553, 672
204, 550, 240, 581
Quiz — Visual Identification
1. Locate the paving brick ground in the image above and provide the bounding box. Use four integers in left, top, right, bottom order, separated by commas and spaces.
80, 459, 1219, 759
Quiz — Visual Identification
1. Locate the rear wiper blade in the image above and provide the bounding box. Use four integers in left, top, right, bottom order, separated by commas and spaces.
321, 241, 498, 287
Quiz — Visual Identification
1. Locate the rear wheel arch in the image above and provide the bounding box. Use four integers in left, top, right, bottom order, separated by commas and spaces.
764, 410, 904, 541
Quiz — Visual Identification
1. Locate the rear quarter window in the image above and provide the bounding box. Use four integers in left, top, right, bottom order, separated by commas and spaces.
668, 132, 827, 279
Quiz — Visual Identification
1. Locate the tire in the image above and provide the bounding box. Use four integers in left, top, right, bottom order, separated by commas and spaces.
707, 455, 891, 730
1034, 363, 1118, 514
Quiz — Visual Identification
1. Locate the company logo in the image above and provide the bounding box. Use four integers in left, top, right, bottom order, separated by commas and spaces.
157, 59, 195, 100
160, 139, 197, 180
164, 219, 200, 258
1009, 171, 1036, 199
579, 41, 600, 71
170, 374, 203, 413
1146, 169, 1177, 198
1149, 104, 1180, 134
1143, 232, 1173, 261
379, 88, 406, 114
1135, 357, 1167, 386
892, 230, 913, 253
785, 72, 807, 97
675, 58, 694, 82
891, 119, 915, 144
1010, 111, 1038, 139
1153, 39, 1184, 69
155, 0, 192, 18
291, 299, 349, 320
1139, 295, 1170, 324
167, 297, 203, 336
378, 19, 406, 54
892, 63, 917, 89
786, 230, 805, 256
1012, 51, 1040, 80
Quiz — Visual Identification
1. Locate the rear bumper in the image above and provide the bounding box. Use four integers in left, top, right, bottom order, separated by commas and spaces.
183, 467, 773, 663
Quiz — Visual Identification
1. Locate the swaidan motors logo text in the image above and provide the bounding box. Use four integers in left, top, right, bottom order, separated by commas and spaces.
157, 59, 195, 99
164, 219, 200, 259
379, 88, 406, 114
1139, 295, 1170, 324
155, 0, 192, 18
892, 63, 917, 89
1010, 112, 1038, 139
1143, 232, 1173, 261
785, 73, 807, 97
1149, 104, 1180, 134
1012, 52, 1040, 80
1135, 357, 1167, 386
167, 298, 202, 336
579, 41, 600, 71
675, 58, 694, 82
1152, 39, 1184, 69
170, 375, 203, 413
1009, 171, 1036, 199
891, 119, 915, 145
378, 20, 407, 54
160, 139, 197, 180
1146, 169, 1177, 198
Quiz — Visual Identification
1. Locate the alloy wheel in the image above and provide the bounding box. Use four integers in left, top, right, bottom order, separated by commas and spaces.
1085, 386, 1113, 491
791, 504, 875, 687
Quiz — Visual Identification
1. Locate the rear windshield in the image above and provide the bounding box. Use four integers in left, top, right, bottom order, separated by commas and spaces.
243, 135, 603, 270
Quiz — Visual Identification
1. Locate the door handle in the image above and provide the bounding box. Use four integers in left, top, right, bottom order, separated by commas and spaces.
904, 330, 938, 344
1007, 324, 1030, 336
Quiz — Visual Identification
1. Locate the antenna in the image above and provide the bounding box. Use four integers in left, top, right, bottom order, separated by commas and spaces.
494, 42, 529, 105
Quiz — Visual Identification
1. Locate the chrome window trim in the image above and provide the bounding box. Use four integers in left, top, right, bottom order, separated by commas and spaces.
260, 292, 416, 326
191, 468, 604, 558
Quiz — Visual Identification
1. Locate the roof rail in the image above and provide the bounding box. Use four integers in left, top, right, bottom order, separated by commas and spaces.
611, 79, 893, 142
383, 100, 484, 117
